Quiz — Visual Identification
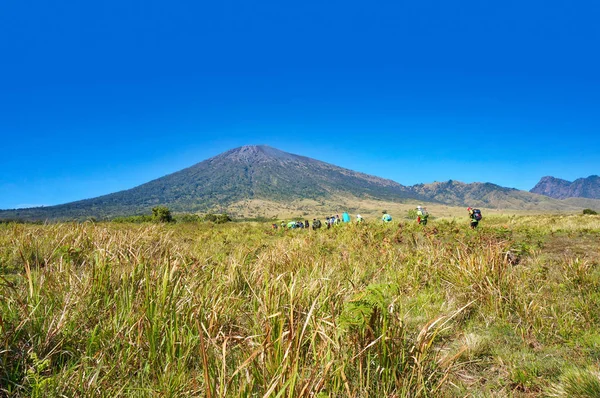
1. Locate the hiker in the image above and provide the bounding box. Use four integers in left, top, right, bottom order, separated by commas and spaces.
329, 216, 335, 228
342, 212, 351, 223
356, 214, 364, 223
272, 223, 278, 230
325, 217, 331, 229
335, 215, 341, 225
305, 220, 310, 229
416, 206, 429, 226
287, 221, 297, 229
467, 207, 482, 229
382, 211, 392, 223
312, 218, 322, 230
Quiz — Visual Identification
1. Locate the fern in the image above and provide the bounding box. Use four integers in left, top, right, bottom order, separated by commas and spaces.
339, 283, 398, 333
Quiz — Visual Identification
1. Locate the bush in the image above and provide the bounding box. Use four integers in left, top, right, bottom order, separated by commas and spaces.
204, 213, 232, 224
406, 209, 418, 220
175, 214, 202, 223
583, 209, 598, 215
112, 215, 153, 223
152, 206, 173, 223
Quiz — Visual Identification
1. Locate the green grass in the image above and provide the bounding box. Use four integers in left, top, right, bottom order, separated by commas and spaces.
1, 215, 600, 396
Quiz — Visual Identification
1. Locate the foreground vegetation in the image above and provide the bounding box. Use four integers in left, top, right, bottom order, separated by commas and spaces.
1, 214, 600, 397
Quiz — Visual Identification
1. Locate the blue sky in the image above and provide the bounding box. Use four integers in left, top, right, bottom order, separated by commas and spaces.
1, 0, 599, 209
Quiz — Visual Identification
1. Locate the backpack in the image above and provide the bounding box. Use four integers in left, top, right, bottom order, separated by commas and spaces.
472, 209, 482, 221
313, 219, 321, 229
383, 214, 392, 222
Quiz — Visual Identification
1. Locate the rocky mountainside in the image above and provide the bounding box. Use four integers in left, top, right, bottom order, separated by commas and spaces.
411, 180, 566, 210
530, 175, 600, 199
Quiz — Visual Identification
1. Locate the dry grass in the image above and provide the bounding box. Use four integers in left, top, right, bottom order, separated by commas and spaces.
224, 195, 585, 220
1, 215, 600, 396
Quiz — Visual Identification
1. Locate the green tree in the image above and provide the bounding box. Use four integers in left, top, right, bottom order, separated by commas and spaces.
583, 208, 598, 215
204, 213, 218, 222
152, 206, 173, 223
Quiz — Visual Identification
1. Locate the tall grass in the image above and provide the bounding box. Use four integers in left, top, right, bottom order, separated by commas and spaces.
1, 215, 600, 396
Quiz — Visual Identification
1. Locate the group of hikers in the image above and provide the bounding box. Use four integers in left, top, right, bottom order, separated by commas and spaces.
274, 212, 362, 230
272, 207, 483, 230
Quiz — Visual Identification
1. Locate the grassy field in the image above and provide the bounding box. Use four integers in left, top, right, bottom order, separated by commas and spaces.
224, 196, 572, 221
2, 214, 600, 397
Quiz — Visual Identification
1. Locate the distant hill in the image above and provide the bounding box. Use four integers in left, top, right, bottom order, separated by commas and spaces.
530, 175, 600, 199
411, 180, 574, 210
1, 146, 598, 221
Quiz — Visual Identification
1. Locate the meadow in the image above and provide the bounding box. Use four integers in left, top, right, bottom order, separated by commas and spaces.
1, 214, 600, 397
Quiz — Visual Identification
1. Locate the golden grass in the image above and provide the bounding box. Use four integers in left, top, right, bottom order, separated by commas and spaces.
1, 215, 600, 396
220, 195, 589, 220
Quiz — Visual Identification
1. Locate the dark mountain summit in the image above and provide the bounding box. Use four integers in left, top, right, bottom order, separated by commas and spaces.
530, 175, 600, 199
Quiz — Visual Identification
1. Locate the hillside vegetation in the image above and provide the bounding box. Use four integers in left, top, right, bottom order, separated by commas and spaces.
0, 146, 418, 221
2, 146, 598, 221
2, 215, 600, 396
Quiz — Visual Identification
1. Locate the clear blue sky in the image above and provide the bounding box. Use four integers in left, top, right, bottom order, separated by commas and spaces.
1, 0, 599, 209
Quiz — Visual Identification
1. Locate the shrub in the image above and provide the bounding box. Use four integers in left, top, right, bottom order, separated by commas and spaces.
152, 206, 173, 223
204, 213, 231, 223
175, 213, 202, 223
204, 213, 217, 222
583, 209, 598, 215
112, 215, 153, 223
407, 208, 418, 219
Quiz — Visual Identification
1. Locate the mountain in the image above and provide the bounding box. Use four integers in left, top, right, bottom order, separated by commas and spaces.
0, 145, 420, 221
530, 175, 600, 199
1, 146, 598, 221
411, 180, 600, 210
412, 180, 559, 210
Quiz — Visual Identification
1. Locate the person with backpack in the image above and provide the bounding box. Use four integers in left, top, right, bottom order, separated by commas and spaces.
382, 211, 392, 223
312, 218, 322, 230
416, 206, 429, 226
304, 220, 310, 229
356, 214, 364, 223
467, 207, 482, 229
342, 212, 351, 223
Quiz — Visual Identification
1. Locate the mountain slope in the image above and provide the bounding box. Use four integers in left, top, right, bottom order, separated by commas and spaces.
411, 180, 590, 210
530, 175, 600, 199
1, 146, 597, 221
0, 145, 420, 220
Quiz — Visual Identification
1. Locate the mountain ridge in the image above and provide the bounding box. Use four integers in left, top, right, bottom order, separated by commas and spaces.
1, 145, 598, 221
530, 175, 600, 199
